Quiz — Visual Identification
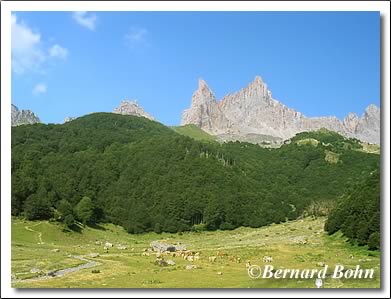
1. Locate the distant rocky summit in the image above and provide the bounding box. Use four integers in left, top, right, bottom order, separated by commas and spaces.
64, 116, 77, 123
11, 104, 40, 126
181, 77, 380, 144
113, 100, 155, 121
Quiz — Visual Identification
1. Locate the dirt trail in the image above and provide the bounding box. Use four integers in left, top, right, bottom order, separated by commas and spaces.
24, 222, 43, 244
12, 254, 101, 283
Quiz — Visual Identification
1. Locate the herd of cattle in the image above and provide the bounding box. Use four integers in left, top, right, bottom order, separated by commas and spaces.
96, 240, 274, 271
138, 241, 274, 269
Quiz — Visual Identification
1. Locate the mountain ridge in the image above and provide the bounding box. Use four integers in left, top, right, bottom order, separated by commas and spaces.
181, 77, 380, 145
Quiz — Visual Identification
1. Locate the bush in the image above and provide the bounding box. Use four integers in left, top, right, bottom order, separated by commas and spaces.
74, 196, 94, 225
154, 223, 162, 234
368, 232, 380, 250
220, 222, 235, 230
64, 214, 75, 228
24, 195, 53, 220
192, 223, 207, 232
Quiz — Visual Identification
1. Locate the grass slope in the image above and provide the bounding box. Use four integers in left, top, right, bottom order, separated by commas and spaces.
12, 217, 380, 288
171, 124, 216, 142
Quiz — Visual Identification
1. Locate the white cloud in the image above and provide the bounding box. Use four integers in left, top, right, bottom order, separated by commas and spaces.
32, 83, 47, 95
11, 14, 45, 74
11, 14, 69, 74
49, 44, 68, 59
125, 27, 148, 48
72, 11, 97, 31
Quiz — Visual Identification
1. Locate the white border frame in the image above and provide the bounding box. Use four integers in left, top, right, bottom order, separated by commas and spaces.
1, 1, 390, 298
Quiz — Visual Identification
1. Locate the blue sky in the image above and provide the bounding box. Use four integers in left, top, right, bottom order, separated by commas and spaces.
11, 11, 380, 125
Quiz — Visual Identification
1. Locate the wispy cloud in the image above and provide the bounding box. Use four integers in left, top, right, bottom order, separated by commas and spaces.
125, 27, 149, 49
32, 83, 47, 95
72, 11, 97, 31
11, 14, 68, 74
11, 14, 45, 74
49, 44, 68, 59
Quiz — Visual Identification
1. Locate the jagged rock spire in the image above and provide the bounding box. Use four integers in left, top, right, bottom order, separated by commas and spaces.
191, 78, 216, 107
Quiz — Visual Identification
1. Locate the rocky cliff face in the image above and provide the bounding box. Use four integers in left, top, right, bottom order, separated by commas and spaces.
181, 77, 380, 144
113, 100, 155, 121
11, 104, 40, 126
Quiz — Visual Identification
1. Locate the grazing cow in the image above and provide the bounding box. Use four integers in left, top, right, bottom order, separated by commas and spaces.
187, 256, 194, 262
236, 257, 241, 263
228, 256, 236, 262
217, 251, 227, 257
105, 242, 113, 248
209, 256, 217, 263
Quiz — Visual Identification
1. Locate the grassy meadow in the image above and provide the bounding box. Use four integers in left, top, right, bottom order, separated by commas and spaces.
11, 217, 380, 288
171, 124, 217, 142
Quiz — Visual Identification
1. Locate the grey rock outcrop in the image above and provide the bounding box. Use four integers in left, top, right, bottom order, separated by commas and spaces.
113, 100, 155, 121
64, 116, 76, 123
150, 241, 187, 253
11, 104, 40, 126
181, 77, 380, 144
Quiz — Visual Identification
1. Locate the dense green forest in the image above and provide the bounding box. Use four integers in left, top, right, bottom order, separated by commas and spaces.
12, 113, 380, 241
325, 169, 380, 249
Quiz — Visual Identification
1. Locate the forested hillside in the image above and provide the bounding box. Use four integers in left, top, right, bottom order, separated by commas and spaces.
12, 113, 380, 236
325, 169, 380, 249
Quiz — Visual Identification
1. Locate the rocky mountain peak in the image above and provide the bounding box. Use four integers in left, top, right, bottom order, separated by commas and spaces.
191, 78, 216, 106
365, 104, 380, 116
11, 104, 40, 126
249, 75, 264, 89
198, 78, 208, 90
343, 112, 359, 133
181, 77, 380, 145
113, 100, 155, 121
